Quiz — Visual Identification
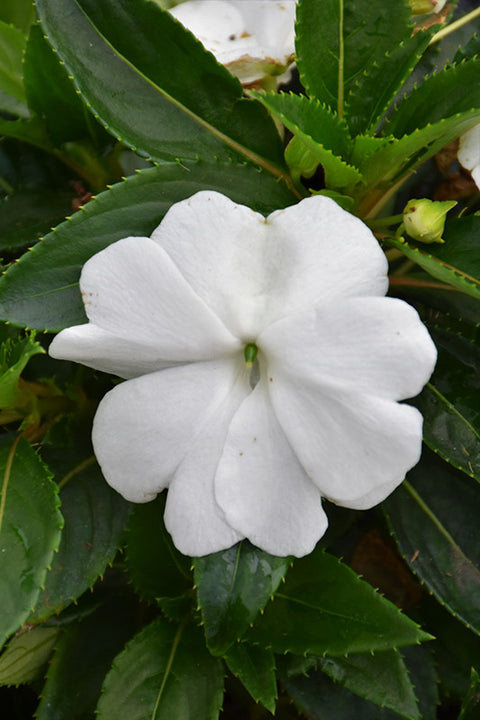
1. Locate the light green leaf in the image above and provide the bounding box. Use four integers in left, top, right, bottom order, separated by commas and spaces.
35, 0, 285, 172
96, 617, 224, 720
295, 0, 411, 116
247, 548, 431, 656
0, 626, 58, 686
254, 92, 362, 189
0, 160, 297, 331
0, 331, 44, 408
194, 541, 289, 656
318, 649, 419, 720
0, 1, 35, 33
0, 437, 63, 646
225, 644, 277, 713
29, 454, 130, 623
384, 450, 480, 635
0, 20, 28, 117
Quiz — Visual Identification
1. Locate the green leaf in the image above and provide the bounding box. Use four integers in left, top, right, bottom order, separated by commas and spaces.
0, 437, 63, 646
385, 58, 480, 138
346, 30, 434, 136
0, 20, 28, 118
36, 599, 137, 720
295, 0, 411, 116
0, 160, 296, 331
125, 492, 192, 604
194, 541, 289, 656
23, 23, 92, 145
0, 115, 52, 150
459, 668, 480, 720
385, 217, 480, 301
0, 626, 58, 686
96, 617, 224, 720
0, 189, 73, 253
225, 644, 277, 713
247, 547, 430, 656
318, 649, 419, 720
0, 1, 35, 33
0, 331, 44, 407
34, 0, 285, 172
254, 92, 362, 189
29, 455, 130, 623
384, 450, 480, 635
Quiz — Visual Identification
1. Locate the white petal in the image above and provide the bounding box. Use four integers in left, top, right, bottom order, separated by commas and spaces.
170, 0, 250, 57
152, 192, 388, 340
52, 235, 240, 374
230, 0, 296, 50
259, 297, 437, 401
459, 124, 480, 190
92, 359, 245, 503
151, 191, 270, 339
215, 377, 328, 557
49, 324, 181, 379
266, 375, 424, 508
164, 368, 250, 556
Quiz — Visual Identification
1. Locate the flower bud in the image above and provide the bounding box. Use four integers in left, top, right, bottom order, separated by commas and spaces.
409, 0, 447, 14
402, 198, 456, 244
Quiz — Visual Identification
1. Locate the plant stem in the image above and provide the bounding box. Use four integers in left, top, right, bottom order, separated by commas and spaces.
367, 213, 404, 228
337, 0, 344, 121
430, 6, 480, 45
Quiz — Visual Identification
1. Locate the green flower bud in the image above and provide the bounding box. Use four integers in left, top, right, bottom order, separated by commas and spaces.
402, 198, 456, 244
409, 0, 447, 15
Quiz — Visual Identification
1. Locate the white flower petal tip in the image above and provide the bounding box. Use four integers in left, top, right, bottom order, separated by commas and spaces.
458, 125, 480, 191
50, 190, 436, 558
170, 0, 296, 85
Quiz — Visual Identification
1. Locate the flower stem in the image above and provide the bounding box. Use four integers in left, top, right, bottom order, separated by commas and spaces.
337, 0, 344, 121
429, 6, 480, 45
367, 213, 404, 229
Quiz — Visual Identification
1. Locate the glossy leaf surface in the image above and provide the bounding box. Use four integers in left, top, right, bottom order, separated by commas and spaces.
34, 0, 284, 168
97, 617, 224, 720
0, 161, 297, 331
194, 541, 289, 656
247, 548, 430, 656
0, 437, 62, 646
0, 626, 59, 686
385, 451, 480, 634
225, 643, 277, 713
0, 21, 28, 118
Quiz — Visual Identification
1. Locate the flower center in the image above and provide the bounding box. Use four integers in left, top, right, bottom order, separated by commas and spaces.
244, 342, 259, 368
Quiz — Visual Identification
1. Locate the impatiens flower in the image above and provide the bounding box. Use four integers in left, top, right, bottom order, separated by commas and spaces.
49, 192, 437, 558
169, 0, 296, 85
458, 124, 480, 190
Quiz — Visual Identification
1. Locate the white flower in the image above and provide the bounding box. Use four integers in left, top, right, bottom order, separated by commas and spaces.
458, 124, 480, 190
49, 192, 437, 558
169, 0, 296, 85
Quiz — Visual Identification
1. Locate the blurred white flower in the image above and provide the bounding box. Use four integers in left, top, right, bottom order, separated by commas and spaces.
49, 192, 436, 558
169, 0, 296, 85
458, 124, 480, 189
410, 0, 447, 14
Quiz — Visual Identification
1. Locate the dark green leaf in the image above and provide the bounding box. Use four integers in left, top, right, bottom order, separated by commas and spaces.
36, 599, 137, 720
29, 456, 130, 623
254, 92, 362, 189
96, 617, 224, 720
0, 21, 28, 117
194, 541, 289, 656
459, 668, 480, 719
0, 331, 44, 407
295, 0, 411, 115
225, 644, 277, 713
0, 189, 73, 252
385, 58, 480, 138
385, 216, 480, 302
318, 649, 419, 720
247, 548, 430, 656
23, 23, 92, 145
0, 626, 59, 686
400, 645, 438, 720
346, 30, 434, 136
0, 161, 296, 331
0, 116, 52, 150
384, 450, 480, 635
125, 493, 192, 604
0, 437, 63, 646
35, 0, 285, 171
